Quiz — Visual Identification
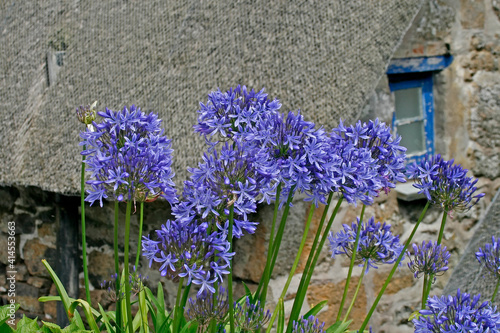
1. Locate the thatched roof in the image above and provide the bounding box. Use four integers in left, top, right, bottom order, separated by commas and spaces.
0, 0, 423, 194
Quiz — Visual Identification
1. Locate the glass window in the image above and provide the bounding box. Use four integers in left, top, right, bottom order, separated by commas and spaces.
395, 87, 422, 120
389, 73, 434, 164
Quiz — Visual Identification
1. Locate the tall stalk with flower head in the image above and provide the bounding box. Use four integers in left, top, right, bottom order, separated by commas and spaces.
358, 154, 485, 332
80, 105, 177, 333
76, 102, 98, 307
476, 236, 500, 302
406, 240, 450, 309
328, 217, 405, 322
404, 154, 485, 308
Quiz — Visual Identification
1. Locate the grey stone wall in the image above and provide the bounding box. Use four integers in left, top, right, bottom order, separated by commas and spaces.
355, 0, 500, 331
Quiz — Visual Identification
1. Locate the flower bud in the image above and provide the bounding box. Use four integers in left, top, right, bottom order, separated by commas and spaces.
76, 101, 97, 125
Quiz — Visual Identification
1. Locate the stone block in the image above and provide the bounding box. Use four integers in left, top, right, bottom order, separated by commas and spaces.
88, 251, 116, 288
37, 208, 56, 224
16, 282, 42, 314
0, 187, 16, 212
23, 239, 57, 277
460, 0, 485, 29
232, 197, 306, 282
27, 276, 51, 290
16, 213, 36, 234
37, 223, 56, 240
0, 233, 19, 265
373, 270, 415, 295
307, 277, 366, 331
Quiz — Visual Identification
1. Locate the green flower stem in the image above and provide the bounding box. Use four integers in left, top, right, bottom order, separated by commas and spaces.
255, 183, 282, 302
422, 274, 429, 309
265, 297, 282, 333
287, 196, 343, 332
173, 277, 185, 333
228, 204, 235, 333
209, 281, 218, 333
114, 201, 122, 333
423, 212, 448, 307
436, 211, 448, 246
123, 201, 133, 333
343, 260, 368, 323
279, 205, 315, 300
289, 193, 333, 299
135, 201, 144, 269
422, 274, 433, 310
80, 146, 91, 306
337, 203, 366, 321
275, 193, 334, 333
260, 186, 296, 305
492, 279, 500, 303
268, 183, 282, 261
358, 201, 430, 333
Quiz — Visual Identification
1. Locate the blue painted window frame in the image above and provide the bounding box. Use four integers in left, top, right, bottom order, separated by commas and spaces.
388, 73, 434, 165
386, 55, 452, 165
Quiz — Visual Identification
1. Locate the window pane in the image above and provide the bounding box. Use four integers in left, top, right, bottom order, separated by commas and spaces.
398, 121, 425, 154
395, 87, 422, 120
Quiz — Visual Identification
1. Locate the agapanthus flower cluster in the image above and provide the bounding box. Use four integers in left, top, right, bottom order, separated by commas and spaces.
249, 110, 335, 207
196, 86, 343, 208
185, 286, 229, 330
100, 273, 123, 302
328, 217, 404, 271
413, 289, 500, 332
174, 142, 262, 237
80, 105, 176, 206
100, 266, 147, 302
476, 236, 500, 279
194, 85, 281, 145
291, 315, 326, 333
142, 219, 233, 295
327, 119, 407, 205
234, 297, 271, 331
406, 154, 485, 213
407, 241, 450, 282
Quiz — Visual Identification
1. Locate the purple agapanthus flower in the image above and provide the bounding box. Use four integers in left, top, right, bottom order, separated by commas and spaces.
185, 285, 229, 330
327, 119, 407, 205
172, 141, 263, 238
476, 236, 500, 279
80, 105, 177, 206
194, 85, 281, 145
142, 218, 234, 295
413, 289, 500, 332
234, 297, 271, 331
249, 110, 335, 207
407, 241, 450, 282
291, 315, 326, 333
328, 217, 404, 271
406, 154, 485, 213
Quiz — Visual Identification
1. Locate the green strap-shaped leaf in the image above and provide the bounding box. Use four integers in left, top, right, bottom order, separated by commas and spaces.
302, 300, 327, 319
98, 304, 115, 333
277, 299, 285, 333
68, 299, 100, 333
41, 260, 86, 330
325, 320, 351, 333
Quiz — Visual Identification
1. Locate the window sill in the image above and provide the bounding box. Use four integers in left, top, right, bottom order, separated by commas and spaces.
395, 181, 426, 201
